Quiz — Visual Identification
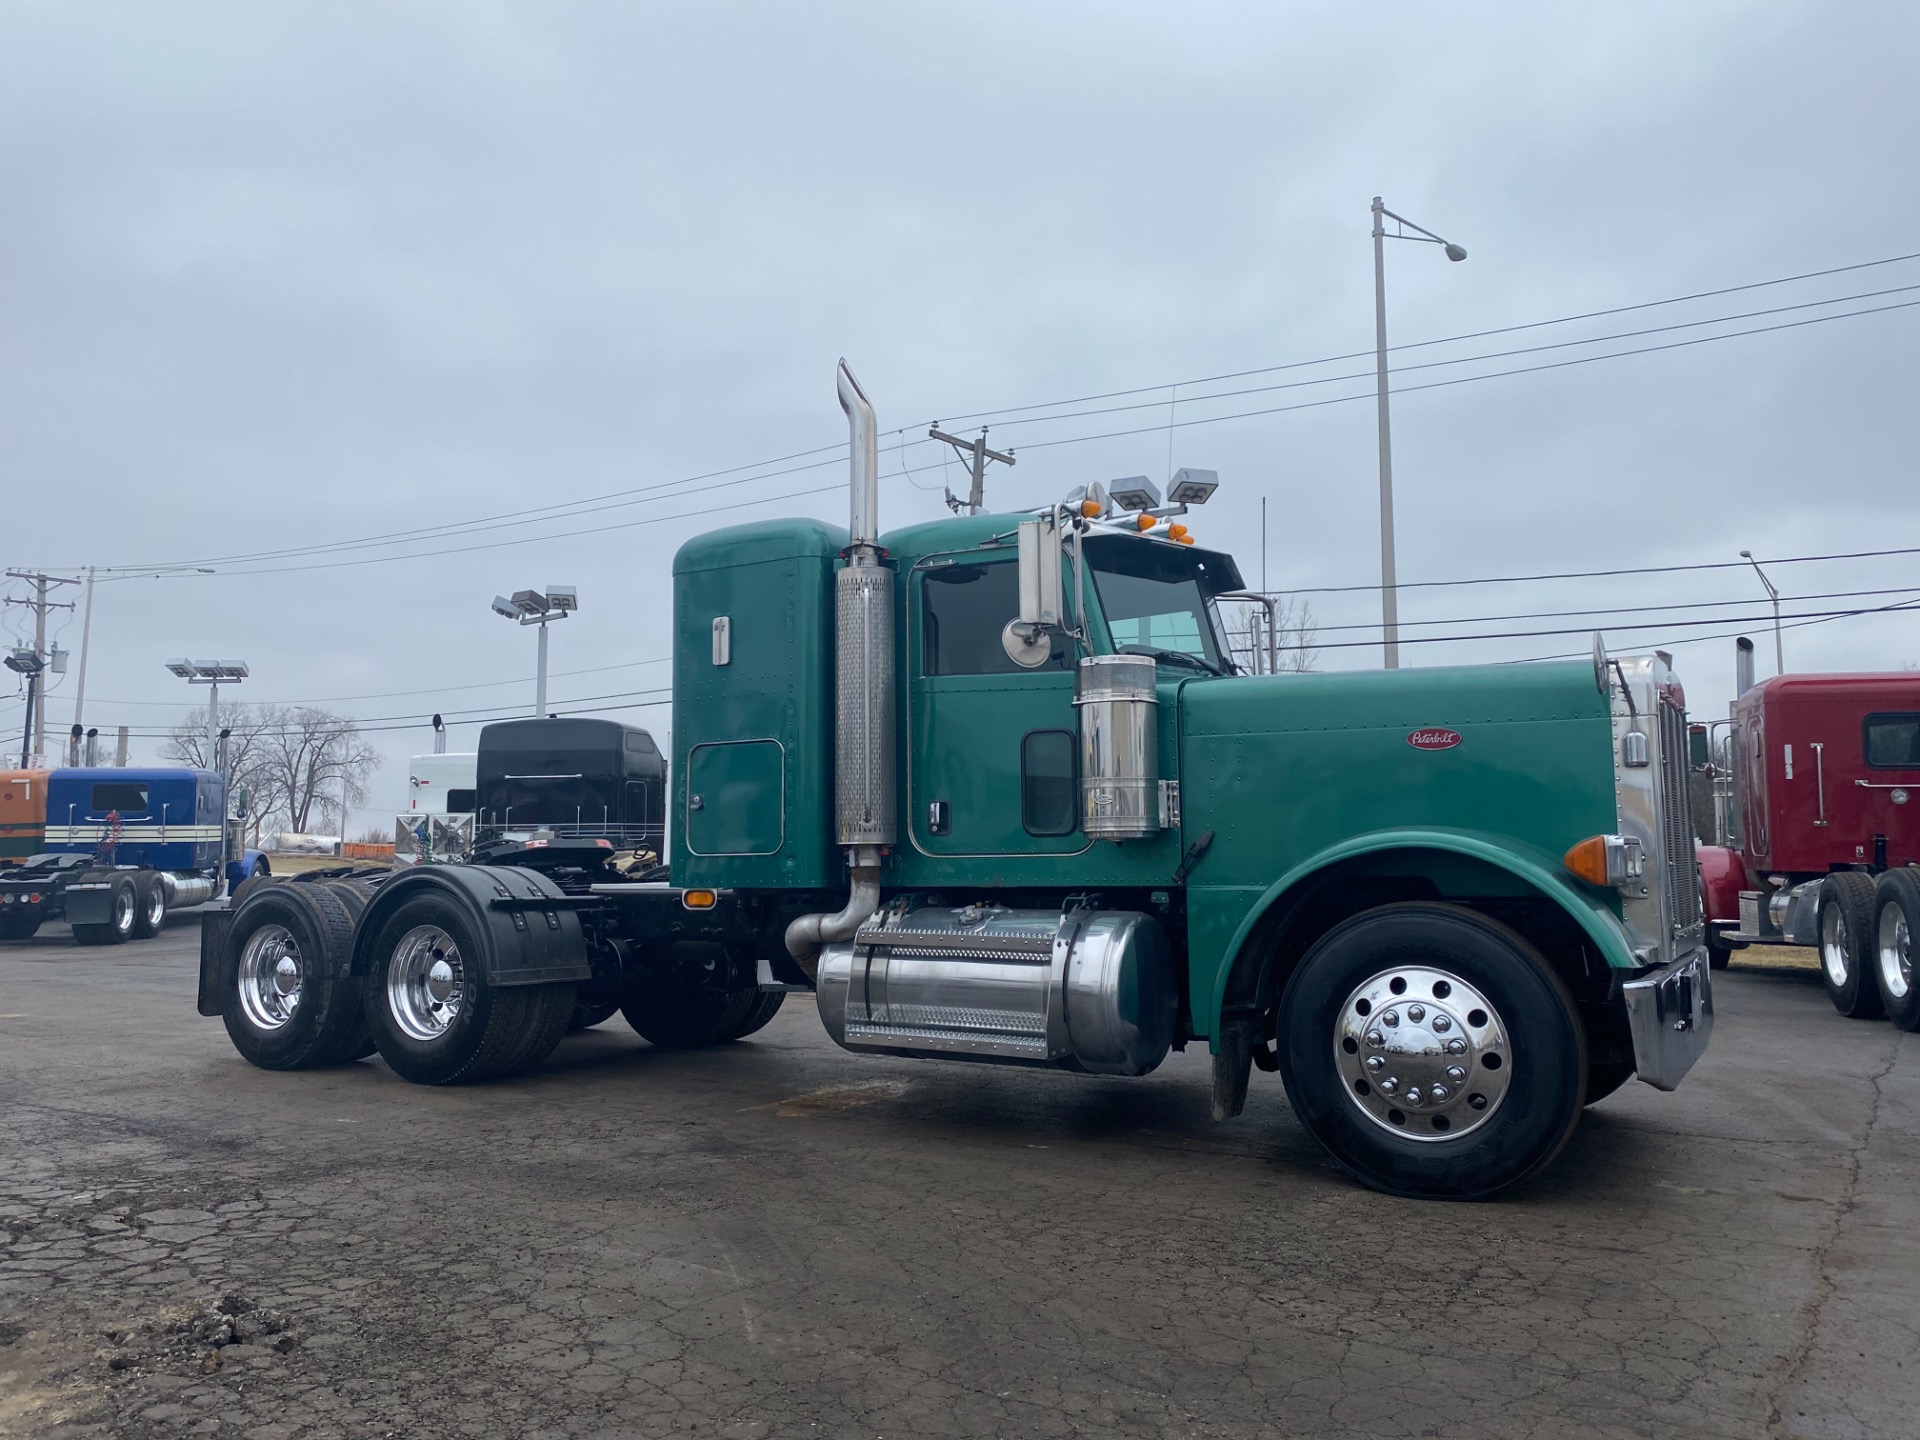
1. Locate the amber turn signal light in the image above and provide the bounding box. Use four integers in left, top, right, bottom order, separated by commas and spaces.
682, 889, 717, 910
1135, 514, 1156, 531
1563, 834, 1642, 888
1080, 499, 1103, 518
1167, 523, 1189, 540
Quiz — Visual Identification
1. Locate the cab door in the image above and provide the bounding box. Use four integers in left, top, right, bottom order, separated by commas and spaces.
908, 555, 1086, 858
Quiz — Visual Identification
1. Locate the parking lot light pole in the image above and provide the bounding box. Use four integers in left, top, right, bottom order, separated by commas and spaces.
1373, 196, 1468, 670
166, 661, 249, 772
1738, 550, 1785, 675
491, 587, 578, 717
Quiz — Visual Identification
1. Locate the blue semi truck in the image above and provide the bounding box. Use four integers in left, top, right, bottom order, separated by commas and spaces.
0, 766, 268, 945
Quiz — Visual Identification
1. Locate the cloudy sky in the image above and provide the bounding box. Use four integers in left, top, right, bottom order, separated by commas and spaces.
2, 1, 1915, 828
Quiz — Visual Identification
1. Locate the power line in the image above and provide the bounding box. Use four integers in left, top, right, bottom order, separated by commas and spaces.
930, 250, 1920, 427
1293, 584, 1920, 635
69, 249, 1920, 581
1015, 296, 1920, 452
1304, 598, 1920, 653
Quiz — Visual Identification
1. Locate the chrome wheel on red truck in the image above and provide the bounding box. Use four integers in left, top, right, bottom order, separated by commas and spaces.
1818, 872, 1882, 1020
1875, 870, 1920, 1031
1277, 904, 1586, 1201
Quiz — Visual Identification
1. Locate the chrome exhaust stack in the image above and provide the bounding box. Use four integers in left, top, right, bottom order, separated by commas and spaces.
787, 361, 895, 976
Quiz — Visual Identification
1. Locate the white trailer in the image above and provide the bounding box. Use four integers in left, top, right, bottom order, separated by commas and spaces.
406, 753, 477, 816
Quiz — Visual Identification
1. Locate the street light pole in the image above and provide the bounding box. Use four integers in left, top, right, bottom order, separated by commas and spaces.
1739, 550, 1784, 675
1370, 197, 1467, 670
491, 587, 577, 717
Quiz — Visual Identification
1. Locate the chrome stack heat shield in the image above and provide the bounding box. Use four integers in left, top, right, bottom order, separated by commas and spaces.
1076, 653, 1159, 840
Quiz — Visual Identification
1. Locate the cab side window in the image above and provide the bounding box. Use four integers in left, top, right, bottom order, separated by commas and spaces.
1864, 712, 1920, 769
920, 561, 1068, 676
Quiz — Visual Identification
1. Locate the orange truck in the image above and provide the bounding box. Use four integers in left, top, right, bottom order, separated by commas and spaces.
0, 770, 49, 865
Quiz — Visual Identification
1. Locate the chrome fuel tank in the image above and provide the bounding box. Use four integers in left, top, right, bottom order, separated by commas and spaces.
815, 904, 1176, 1076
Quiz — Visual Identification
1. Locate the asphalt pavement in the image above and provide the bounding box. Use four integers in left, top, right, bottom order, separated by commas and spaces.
1, 915, 1914, 1440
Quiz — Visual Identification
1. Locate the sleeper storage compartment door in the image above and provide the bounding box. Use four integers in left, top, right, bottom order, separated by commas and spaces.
686, 741, 784, 856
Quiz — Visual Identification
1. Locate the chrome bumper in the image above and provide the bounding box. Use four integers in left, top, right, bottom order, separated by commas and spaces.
1622, 947, 1713, 1092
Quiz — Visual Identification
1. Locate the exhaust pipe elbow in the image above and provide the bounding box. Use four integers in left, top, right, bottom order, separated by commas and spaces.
784, 850, 883, 979
837, 359, 879, 549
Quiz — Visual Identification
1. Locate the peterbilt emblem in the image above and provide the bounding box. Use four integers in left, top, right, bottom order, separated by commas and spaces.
1407, 728, 1463, 751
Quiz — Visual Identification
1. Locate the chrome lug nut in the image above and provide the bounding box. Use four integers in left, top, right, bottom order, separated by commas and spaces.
1382, 1011, 1400, 1028
1445, 1038, 1468, 1055
1429, 1084, 1450, 1103
1365, 1029, 1385, 1048
1446, 1065, 1467, 1084
1407, 1004, 1425, 1023
1431, 1015, 1451, 1033
1380, 1076, 1399, 1095
1403, 1086, 1423, 1105
1366, 1055, 1386, 1072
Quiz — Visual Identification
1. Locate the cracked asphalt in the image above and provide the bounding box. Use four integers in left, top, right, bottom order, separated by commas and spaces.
2, 917, 1914, 1440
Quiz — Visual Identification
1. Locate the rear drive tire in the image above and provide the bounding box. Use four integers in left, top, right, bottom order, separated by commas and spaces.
498, 983, 579, 1075
221, 884, 366, 1070
722, 990, 787, 1041
1276, 903, 1586, 1201
621, 944, 758, 1049
0, 910, 41, 941
73, 877, 138, 946
1706, 941, 1733, 971
1873, 870, 1920, 1032
130, 873, 168, 940
362, 893, 535, 1085
1818, 872, 1883, 1019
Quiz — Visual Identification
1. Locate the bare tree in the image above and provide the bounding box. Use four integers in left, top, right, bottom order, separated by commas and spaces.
162, 702, 282, 845
255, 706, 381, 836
1223, 594, 1320, 674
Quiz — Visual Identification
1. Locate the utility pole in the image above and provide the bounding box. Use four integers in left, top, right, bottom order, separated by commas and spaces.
71, 566, 96, 733
4, 570, 79, 764
929, 426, 1015, 515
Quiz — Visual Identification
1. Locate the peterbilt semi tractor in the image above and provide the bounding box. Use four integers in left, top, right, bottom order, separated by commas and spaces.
1, 766, 267, 944
1697, 643, 1920, 1030
198, 361, 1714, 1200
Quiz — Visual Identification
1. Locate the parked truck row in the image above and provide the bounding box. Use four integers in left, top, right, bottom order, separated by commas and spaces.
197, 360, 1714, 1200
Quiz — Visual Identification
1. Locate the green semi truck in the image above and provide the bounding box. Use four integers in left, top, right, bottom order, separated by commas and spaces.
200, 361, 1712, 1199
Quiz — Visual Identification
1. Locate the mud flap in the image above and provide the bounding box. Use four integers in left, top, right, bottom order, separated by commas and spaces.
196, 906, 235, 1017
1211, 1021, 1255, 1121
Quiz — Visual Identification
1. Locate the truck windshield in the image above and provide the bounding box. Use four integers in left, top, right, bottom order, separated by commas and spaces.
1086, 537, 1229, 673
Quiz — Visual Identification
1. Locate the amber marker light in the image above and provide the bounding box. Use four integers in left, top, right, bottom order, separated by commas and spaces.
1080, 499, 1103, 518
1563, 834, 1642, 888
682, 889, 718, 910
1167, 523, 1188, 539
1135, 514, 1156, 531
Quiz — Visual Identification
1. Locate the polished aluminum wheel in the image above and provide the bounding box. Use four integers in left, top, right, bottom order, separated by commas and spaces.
1880, 906, 1913, 1004
386, 925, 465, 1041
237, 924, 303, 1031
113, 884, 136, 935
143, 883, 167, 932
1821, 903, 1851, 989
1334, 966, 1512, 1142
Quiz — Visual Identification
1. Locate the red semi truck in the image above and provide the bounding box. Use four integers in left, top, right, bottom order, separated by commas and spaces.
1698, 642, 1920, 1030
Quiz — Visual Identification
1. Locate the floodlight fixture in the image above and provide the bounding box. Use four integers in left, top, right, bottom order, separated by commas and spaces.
546, 585, 578, 612
1110, 477, 1162, 513
510, 588, 548, 616
491, 596, 519, 620
166, 658, 196, 679
6, 649, 45, 676
1167, 469, 1219, 506
492, 583, 580, 714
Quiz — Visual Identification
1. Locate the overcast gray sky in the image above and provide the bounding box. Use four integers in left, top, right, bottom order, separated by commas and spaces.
3, 1, 1916, 828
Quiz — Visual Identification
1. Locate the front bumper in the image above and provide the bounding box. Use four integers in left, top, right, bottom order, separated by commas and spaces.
1622, 947, 1713, 1091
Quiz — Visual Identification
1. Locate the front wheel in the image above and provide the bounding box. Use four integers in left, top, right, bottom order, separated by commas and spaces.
1818, 873, 1883, 1019
1276, 903, 1586, 1201
621, 943, 757, 1048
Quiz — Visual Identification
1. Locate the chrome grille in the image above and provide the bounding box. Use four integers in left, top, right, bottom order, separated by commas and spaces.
1659, 700, 1701, 935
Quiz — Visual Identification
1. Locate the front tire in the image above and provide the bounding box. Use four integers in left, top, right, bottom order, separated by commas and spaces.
1818, 873, 1883, 1019
362, 894, 563, 1084
621, 942, 757, 1048
1276, 903, 1586, 1201
0, 910, 41, 942
1873, 870, 1920, 1032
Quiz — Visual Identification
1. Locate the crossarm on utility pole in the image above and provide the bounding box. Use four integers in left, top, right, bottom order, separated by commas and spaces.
929, 427, 1015, 515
